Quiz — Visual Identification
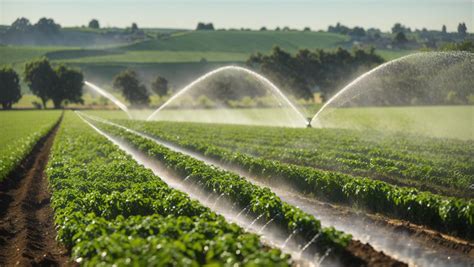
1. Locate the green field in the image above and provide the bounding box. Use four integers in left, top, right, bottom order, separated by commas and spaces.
316, 105, 474, 140
0, 110, 61, 181
103, 115, 474, 239
1, 107, 472, 265
124, 30, 349, 52
0, 30, 416, 98
46, 112, 294, 265
54, 50, 249, 64
0, 31, 349, 65
0, 46, 75, 65
86, 105, 473, 140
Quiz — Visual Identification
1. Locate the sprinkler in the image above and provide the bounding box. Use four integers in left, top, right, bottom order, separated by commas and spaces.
306, 118, 312, 128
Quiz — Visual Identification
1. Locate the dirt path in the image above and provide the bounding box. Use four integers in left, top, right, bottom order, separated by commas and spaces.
0, 120, 70, 266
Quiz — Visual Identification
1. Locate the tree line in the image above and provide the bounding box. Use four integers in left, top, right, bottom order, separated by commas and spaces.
0, 59, 171, 110
0, 58, 83, 109
112, 70, 169, 107
1, 17, 145, 46
247, 46, 384, 100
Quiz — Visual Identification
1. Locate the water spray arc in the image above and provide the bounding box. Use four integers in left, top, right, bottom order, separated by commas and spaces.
146, 66, 309, 127
309, 52, 471, 128
84, 81, 133, 119
309, 53, 420, 127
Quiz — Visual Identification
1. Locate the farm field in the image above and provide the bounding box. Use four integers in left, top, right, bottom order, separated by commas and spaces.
0, 4, 472, 265
0, 110, 408, 266
0, 104, 472, 266
122, 30, 350, 53
79, 111, 474, 266
86, 105, 474, 139
52, 50, 249, 64
110, 118, 474, 198
46, 113, 293, 265
0, 110, 61, 182
316, 105, 474, 140
100, 117, 473, 236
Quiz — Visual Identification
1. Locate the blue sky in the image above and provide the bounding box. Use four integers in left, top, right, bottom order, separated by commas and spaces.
0, 0, 472, 32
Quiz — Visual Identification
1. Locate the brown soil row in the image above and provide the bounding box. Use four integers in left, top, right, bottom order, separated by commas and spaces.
0, 118, 72, 266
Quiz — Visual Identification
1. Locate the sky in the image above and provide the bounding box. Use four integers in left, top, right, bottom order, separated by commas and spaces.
0, 0, 472, 32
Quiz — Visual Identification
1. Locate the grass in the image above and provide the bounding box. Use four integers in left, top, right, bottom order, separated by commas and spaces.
124, 30, 350, 53
0, 45, 75, 65
317, 105, 474, 140
0, 31, 349, 65
0, 110, 61, 181
54, 50, 249, 63
0, 110, 60, 148
376, 49, 416, 60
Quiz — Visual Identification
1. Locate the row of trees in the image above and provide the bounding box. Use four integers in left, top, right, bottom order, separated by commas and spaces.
196, 22, 215, 31
247, 46, 384, 100
1, 17, 146, 46
0, 61, 170, 109
112, 70, 169, 106
7, 17, 61, 35
0, 59, 84, 109
328, 22, 469, 37
7, 17, 144, 34
88, 19, 141, 34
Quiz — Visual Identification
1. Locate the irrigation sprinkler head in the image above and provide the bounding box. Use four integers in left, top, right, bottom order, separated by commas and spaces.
306, 119, 312, 128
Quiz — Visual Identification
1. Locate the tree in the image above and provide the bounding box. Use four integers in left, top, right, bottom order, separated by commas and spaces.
88, 19, 100, 29
394, 32, 408, 44
259, 27, 267, 31
0, 66, 21, 109
24, 58, 84, 109
113, 69, 149, 106
328, 22, 350, 34
23, 58, 57, 108
34, 17, 60, 34
196, 22, 214, 30
9, 17, 32, 33
52, 65, 84, 108
303, 27, 311, 32
349, 26, 366, 37
391, 23, 410, 34
442, 25, 447, 33
458, 22, 467, 37
131, 22, 139, 32
151, 75, 169, 97
247, 46, 384, 100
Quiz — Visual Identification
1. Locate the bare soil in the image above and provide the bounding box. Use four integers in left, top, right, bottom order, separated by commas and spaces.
0, 119, 72, 266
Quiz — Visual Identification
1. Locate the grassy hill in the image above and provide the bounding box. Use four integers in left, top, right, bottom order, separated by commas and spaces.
0, 29, 415, 103
124, 30, 349, 52
1, 30, 413, 66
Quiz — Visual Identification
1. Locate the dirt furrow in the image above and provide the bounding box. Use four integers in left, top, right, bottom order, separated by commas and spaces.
0, 119, 69, 266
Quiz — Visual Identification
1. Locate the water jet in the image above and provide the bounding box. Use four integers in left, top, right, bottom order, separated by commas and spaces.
84, 81, 132, 119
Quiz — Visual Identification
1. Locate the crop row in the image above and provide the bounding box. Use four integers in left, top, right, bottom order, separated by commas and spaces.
197, 140, 471, 197
117, 121, 473, 198
47, 113, 291, 265
116, 120, 474, 240
86, 117, 358, 261
0, 110, 62, 182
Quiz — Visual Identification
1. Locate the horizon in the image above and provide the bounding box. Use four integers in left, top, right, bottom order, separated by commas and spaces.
0, 0, 472, 32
